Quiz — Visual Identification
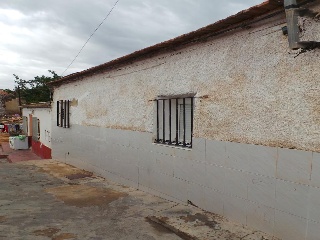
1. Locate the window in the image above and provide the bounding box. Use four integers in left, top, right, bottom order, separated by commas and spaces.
154, 97, 194, 148
57, 100, 70, 128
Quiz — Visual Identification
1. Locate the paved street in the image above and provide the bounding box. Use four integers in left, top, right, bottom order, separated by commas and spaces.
0, 159, 278, 240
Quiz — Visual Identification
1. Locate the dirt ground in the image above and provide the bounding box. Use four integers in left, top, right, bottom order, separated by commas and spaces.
0, 159, 279, 240
0, 133, 9, 143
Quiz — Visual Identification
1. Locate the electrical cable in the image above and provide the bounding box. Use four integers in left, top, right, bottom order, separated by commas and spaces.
61, 0, 120, 76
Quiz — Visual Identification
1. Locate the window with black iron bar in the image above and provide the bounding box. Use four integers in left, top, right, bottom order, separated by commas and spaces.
57, 100, 70, 128
154, 97, 194, 148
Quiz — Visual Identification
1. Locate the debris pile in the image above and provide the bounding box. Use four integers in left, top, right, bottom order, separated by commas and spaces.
0, 114, 23, 136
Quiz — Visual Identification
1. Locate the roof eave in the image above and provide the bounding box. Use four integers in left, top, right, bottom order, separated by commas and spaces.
49, 0, 285, 87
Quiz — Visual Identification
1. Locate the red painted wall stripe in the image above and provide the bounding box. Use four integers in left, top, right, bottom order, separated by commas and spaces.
31, 140, 52, 159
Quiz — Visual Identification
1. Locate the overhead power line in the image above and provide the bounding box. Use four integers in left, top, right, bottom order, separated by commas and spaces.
61, 0, 120, 76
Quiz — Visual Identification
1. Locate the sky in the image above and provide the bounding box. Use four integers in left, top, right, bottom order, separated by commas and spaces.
0, 0, 263, 90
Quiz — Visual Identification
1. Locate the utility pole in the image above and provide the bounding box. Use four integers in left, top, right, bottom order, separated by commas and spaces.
17, 85, 22, 116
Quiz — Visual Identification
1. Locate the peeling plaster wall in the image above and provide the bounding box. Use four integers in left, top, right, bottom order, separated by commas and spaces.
51, 5, 320, 239
53, 8, 320, 152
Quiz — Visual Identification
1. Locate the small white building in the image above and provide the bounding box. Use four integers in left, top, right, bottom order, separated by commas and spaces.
48, 1, 320, 239
22, 104, 52, 159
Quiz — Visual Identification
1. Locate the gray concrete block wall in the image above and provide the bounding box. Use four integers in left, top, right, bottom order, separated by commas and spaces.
52, 125, 320, 240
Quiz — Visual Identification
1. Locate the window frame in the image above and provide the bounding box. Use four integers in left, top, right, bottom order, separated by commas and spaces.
32, 117, 39, 142
154, 96, 194, 148
57, 100, 70, 128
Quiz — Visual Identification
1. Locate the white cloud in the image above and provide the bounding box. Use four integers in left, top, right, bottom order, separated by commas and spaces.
0, 8, 25, 21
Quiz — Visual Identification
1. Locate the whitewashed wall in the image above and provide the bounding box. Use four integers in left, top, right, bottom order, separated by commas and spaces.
22, 107, 52, 148
52, 3, 320, 240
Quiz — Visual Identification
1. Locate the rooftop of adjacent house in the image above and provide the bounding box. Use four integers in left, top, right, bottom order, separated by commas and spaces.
22, 103, 51, 109
48, 0, 309, 87
0, 90, 9, 96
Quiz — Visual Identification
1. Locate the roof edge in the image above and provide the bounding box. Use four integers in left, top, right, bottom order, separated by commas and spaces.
49, 0, 284, 87
22, 103, 51, 109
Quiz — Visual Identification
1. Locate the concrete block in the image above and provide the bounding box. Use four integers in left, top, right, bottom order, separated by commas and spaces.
274, 210, 307, 240
277, 148, 312, 185
246, 201, 275, 236
307, 186, 320, 223
275, 179, 309, 219
306, 220, 320, 240
172, 146, 191, 159
205, 164, 225, 193
159, 192, 184, 204
137, 183, 150, 195
246, 144, 277, 177
149, 171, 173, 197
150, 143, 176, 157
191, 138, 206, 162
226, 141, 277, 178
174, 156, 193, 182
100, 154, 117, 174
131, 131, 152, 150
157, 172, 174, 197
223, 194, 248, 226
247, 174, 276, 208
174, 156, 206, 186
174, 138, 205, 162
121, 147, 139, 166
88, 125, 103, 139
109, 143, 123, 161
206, 139, 226, 167
138, 166, 151, 189
204, 189, 224, 216
311, 152, 320, 188
117, 175, 139, 189
137, 149, 154, 171
224, 168, 249, 200
225, 141, 250, 172
188, 160, 206, 187
115, 159, 139, 185
152, 152, 175, 177
172, 177, 189, 202
142, 132, 153, 148
187, 182, 205, 208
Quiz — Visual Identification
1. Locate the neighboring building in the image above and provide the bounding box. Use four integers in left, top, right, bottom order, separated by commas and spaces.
0, 90, 9, 116
48, 1, 320, 239
22, 104, 52, 159
5, 98, 20, 115
0, 90, 20, 116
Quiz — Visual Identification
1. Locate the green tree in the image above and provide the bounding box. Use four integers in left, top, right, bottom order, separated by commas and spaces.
3, 89, 15, 96
13, 70, 59, 104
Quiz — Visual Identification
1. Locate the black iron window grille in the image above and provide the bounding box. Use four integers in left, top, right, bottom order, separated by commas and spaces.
155, 97, 194, 148
57, 100, 70, 128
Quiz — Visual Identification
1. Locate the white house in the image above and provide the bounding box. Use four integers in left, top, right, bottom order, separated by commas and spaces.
48, 1, 320, 239
22, 104, 52, 159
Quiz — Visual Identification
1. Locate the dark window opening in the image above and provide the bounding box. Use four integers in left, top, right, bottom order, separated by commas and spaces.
155, 97, 194, 148
57, 100, 70, 128
37, 119, 40, 140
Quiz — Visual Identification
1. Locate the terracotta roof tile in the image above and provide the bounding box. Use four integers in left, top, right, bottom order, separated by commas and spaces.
0, 90, 9, 96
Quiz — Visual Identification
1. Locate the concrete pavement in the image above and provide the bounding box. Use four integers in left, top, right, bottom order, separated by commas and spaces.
0, 142, 41, 163
0, 159, 279, 240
